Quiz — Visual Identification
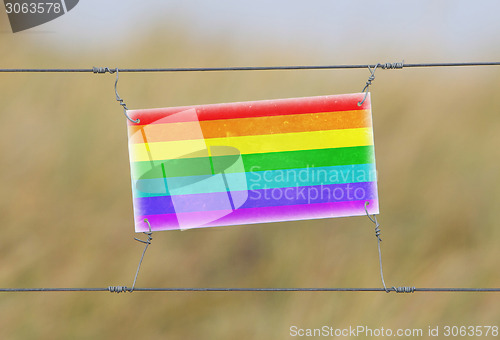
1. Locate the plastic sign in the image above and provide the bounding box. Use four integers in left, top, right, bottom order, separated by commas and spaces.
127, 93, 379, 232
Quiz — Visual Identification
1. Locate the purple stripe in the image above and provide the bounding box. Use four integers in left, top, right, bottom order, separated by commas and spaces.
134, 181, 378, 216
135, 199, 379, 232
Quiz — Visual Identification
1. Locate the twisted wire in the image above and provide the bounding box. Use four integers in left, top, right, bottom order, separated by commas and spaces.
380, 61, 404, 69
357, 64, 380, 106
112, 68, 140, 124
391, 286, 416, 293
92, 67, 115, 74
108, 286, 129, 293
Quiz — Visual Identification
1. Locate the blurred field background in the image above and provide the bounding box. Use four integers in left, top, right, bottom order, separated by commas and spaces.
1, 1, 500, 339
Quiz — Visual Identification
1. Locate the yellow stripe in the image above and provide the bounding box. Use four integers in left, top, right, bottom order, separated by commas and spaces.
129, 128, 374, 162
130, 138, 209, 164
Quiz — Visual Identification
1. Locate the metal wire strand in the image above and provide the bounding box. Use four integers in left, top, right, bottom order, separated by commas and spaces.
364, 202, 416, 294
364, 201, 389, 292
2, 61, 500, 73
107, 219, 154, 294
1, 287, 500, 293
130, 219, 154, 292
113, 68, 140, 124
92, 67, 139, 123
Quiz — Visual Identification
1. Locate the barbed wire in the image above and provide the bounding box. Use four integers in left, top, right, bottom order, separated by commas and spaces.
0, 61, 499, 73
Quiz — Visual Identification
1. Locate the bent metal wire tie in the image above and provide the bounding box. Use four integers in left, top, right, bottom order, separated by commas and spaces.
107, 203, 419, 294
357, 61, 404, 106
364, 201, 415, 293
92, 66, 140, 123
108, 219, 153, 294
358, 64, 379, 106
130, 219, 154, 292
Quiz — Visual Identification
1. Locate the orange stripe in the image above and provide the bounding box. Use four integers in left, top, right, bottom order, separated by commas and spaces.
128, 109, 371, 144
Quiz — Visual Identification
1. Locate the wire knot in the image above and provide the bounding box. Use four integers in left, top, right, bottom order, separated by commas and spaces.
108, 286, 129, 293
364, 73, 375, 88
358, 61, 404, 106
134, 219, 153, 245
358, 64, 379, 106
364, 201, 382, 242
374, 224, 382, 241
380, 61, 404, 69
92, 67, 116, 74
391, 286, 416, 293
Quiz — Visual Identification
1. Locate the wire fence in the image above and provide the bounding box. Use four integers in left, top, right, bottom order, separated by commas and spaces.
1, 60, 499, 294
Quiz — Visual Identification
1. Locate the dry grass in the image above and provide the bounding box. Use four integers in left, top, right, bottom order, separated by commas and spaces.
0, 17, 499, 340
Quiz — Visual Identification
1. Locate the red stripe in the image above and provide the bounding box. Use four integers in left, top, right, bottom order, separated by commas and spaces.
127, 93, 370, 126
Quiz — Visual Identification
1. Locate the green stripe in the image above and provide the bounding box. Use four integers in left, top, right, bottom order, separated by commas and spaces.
130, 146, 375, 180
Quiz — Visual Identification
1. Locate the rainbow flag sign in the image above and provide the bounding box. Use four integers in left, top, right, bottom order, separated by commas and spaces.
127, 93, 378, 232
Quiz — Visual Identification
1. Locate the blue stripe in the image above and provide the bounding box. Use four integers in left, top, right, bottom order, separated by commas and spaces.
134, 181, 378, 215
133, 164, 377, 198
